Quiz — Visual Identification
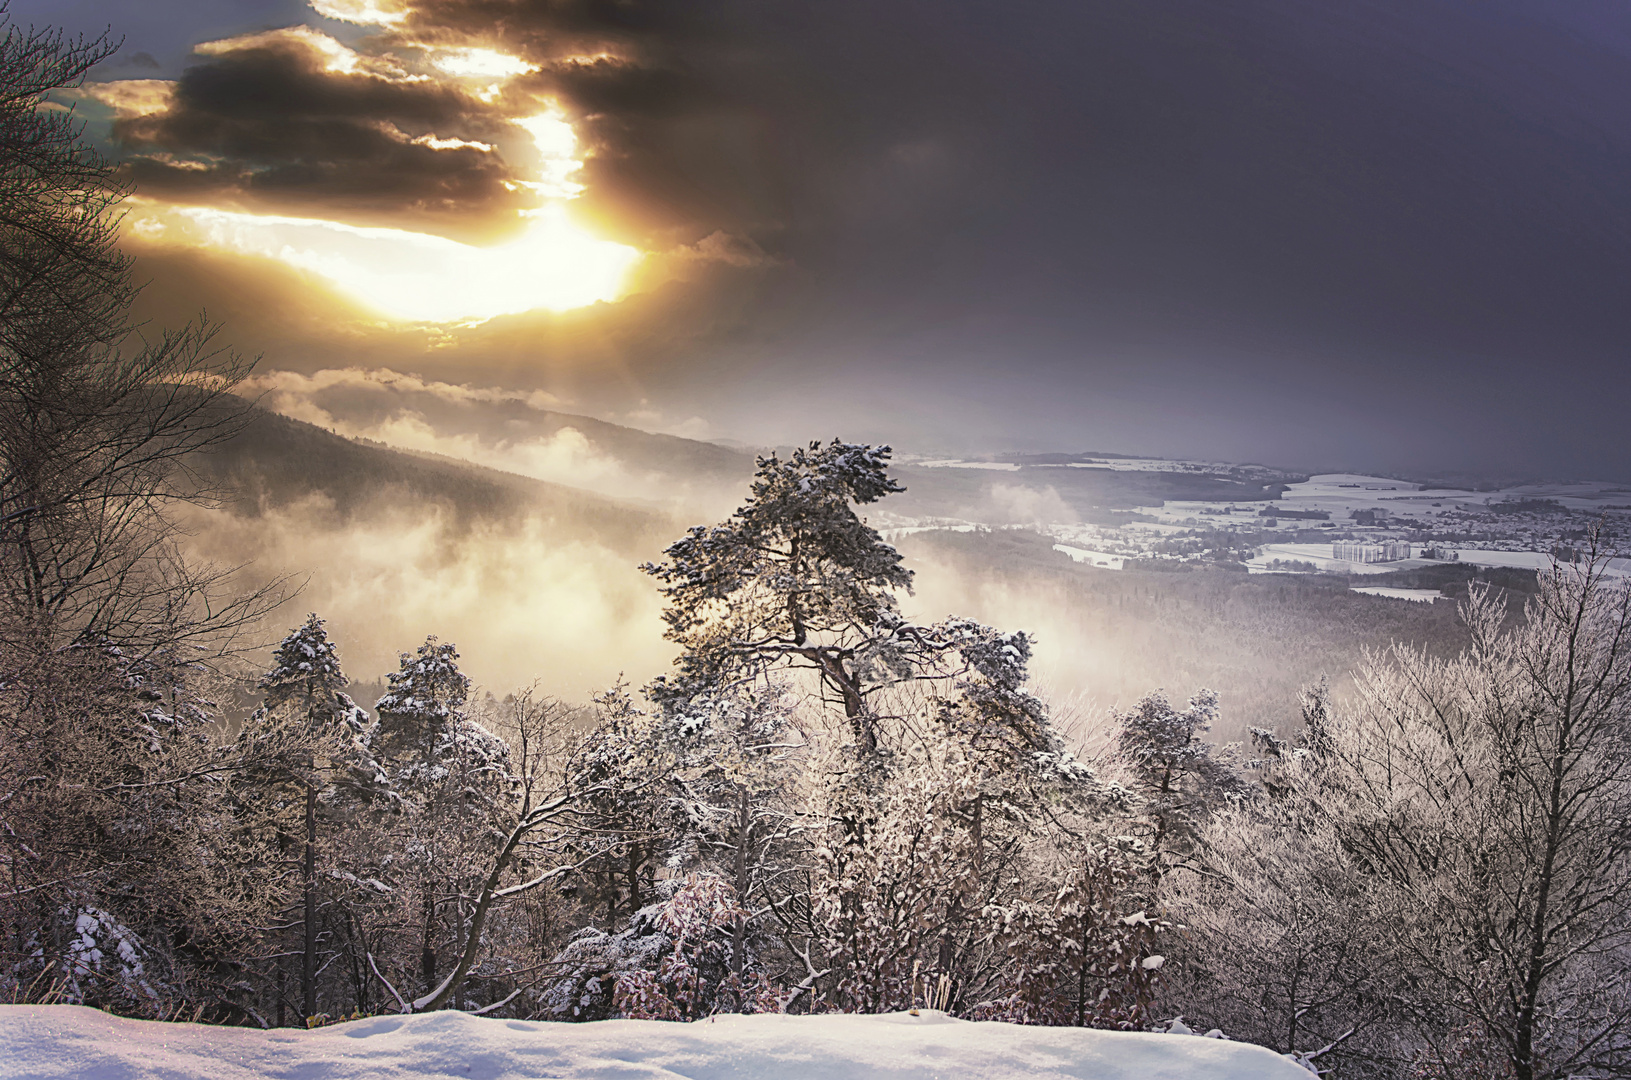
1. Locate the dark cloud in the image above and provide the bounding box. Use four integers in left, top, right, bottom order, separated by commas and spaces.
43, 0, 1631, 477
109, 28, 531, 235
385, 1, 772, 245
382, 0, 693, 59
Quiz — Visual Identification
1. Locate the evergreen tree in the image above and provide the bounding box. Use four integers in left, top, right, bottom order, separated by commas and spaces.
557, 682, 677, 928
370, 637, 511, 1000
1115, 688, 1242, 881
643, 440, 913, 754
247, 614, 371, 1023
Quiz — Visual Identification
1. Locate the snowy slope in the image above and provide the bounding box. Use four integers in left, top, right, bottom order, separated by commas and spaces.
0, 1005, 1311, 1080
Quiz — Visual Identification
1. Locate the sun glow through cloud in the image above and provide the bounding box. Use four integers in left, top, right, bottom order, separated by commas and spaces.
308, 0, 411, 25
121, 100, 637, 322
95, 7, 642, 324
137, 202, 639, 322
431, 48, 539, 79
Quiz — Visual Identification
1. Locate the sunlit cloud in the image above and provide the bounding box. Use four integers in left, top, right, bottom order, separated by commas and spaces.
80, 79, 174, 117
510, 112, 585, 198
309, 0, 412, 26
91, 9, 650, 325
431, 48, 539, 80
130, 201, 639, 323
196, 26, 413, 79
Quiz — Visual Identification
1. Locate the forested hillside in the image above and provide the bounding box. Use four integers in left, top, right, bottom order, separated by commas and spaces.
197, 403, 675, 551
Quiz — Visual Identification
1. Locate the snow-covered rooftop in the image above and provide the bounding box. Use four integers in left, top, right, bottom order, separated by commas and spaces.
2, 1005, 1313, 1080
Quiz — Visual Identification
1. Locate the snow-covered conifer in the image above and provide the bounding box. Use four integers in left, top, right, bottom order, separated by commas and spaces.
643, 440, 913, 754
244, 614, 376, 1024
366, 637, 513, 1005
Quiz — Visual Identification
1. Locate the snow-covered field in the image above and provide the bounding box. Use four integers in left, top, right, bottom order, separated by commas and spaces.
1449, 549, 1631, 577
912, 459, 1023, 471
1351, 586, 1443, 603
1136, 473, 1631, 529
1054, 543, 1126, 569
0, 1005, 1313, 1080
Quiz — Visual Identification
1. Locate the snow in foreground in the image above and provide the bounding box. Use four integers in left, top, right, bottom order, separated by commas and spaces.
1, 1005, 1313, 1080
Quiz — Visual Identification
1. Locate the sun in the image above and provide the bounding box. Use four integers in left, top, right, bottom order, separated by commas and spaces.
133, 202, 640, 323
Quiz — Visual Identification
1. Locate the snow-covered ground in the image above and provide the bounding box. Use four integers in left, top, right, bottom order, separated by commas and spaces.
1054, 543, 1126, 569
1350, 587, 1444, 603
0, 1005, 1313, 1080
912, 459, 1023, 471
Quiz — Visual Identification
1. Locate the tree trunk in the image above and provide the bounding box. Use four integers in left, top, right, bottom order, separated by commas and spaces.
627, 844, 643, 913
302, 779, 317, 1021
421, 884, 437, 992
810, 649, 874, 754
276, 956, 287, 1028
732, 786, 749, 982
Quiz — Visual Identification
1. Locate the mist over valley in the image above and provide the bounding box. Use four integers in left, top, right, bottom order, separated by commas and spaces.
189, 375, 1614, 740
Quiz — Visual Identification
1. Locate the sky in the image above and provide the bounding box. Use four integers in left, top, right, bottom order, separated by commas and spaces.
15, 0, 1631, 478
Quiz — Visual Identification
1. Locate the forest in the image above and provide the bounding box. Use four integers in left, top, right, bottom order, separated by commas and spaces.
3, 16, 1631, 1080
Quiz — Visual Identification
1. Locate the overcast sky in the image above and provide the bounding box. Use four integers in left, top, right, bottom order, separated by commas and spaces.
15, 0, 1631, 478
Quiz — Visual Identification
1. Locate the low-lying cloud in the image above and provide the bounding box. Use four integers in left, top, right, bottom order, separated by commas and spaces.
187, 494, 675, 700
242, 366, 746, 515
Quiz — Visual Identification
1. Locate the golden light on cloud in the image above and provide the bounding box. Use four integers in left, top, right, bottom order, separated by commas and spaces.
81, 79, 174, 116
94, 9, 645, 325
195, 26, 411, 78
511, 112, 586, 198
308, 0, 411, 26
132, 201, 639, 323
111, 99, 634, 321
431, 48, 539, 80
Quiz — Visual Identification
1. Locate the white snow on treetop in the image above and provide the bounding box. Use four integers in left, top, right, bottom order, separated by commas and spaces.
2, 1005, 1314, 1079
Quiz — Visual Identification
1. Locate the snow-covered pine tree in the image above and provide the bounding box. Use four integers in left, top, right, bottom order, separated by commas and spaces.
246, 614, 373, 1024
642, 440, 912, 755
641, 444, 1140, 1020
369, 638, 513, 1004
1115, 688, 1243, 882
555, 682, 680, 929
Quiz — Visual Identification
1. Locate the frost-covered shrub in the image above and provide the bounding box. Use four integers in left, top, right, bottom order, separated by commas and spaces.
538, 908, 670, 1021
611, 873, 786, 1021
973, 849, 1169, 1029
807, 765, 983, 1014
55, 906, 160, 1011
539, 873, 785, 1023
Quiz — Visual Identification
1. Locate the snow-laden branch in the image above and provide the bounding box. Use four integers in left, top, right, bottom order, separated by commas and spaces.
469, 987, 525, 1016
368, 952, 408, 1013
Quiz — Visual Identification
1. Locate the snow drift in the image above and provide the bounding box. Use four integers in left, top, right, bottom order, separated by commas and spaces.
1, 1005, 1311, 1079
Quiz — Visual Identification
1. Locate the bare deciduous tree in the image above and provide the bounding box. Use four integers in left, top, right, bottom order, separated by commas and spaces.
1172, 540, 1631, 1079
